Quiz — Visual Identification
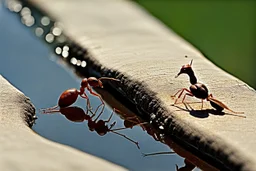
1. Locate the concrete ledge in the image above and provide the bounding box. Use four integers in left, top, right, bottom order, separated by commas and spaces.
0, 75, 127, 171
6, 0, 256, 170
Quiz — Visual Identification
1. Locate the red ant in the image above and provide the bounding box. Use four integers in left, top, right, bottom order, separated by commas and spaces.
171, 60, 245, 117
41, 106, 140, 149
41, 77, 120, 113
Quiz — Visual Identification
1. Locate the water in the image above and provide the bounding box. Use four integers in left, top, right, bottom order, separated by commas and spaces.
0, 1, 210, 170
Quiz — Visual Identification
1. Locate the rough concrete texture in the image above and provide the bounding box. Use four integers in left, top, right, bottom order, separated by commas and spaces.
0, 75, 127, 171
9, 0, 256, 170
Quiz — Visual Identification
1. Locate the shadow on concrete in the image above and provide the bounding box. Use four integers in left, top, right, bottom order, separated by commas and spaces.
171, 103, 244, 119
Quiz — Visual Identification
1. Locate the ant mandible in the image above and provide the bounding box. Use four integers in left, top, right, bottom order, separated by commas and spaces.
41, 106, 140, 149
171, 60, 245, 116
41, 77, 120, 113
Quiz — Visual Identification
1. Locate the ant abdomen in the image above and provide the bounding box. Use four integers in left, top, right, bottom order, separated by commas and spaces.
58, 88, 79, 108
59, 107, 87, 122
190, 84, 208, 99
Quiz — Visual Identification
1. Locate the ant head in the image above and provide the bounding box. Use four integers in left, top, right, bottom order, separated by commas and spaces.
95, 120, 108, 135
81, 78, 88, 88
175, 60, 193, 78
87, 77, 103, 88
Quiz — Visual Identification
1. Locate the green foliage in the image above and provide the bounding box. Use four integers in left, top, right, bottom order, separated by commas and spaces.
135, 0, 256, 88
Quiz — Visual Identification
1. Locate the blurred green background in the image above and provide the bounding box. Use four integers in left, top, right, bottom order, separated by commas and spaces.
135, 0, 256, 88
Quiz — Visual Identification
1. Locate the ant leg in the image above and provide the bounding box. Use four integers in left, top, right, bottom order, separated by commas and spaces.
171, 89, 183, 98
99, 77, 120, 82
181, 92, 194, 105
201, 99, 204, 109
94, 104, 115, 123
183, 103, 194, 111
111, 127, 131, 131
81, 93, 92, 112
110, 121, 148, 131
142, 151, 175, 157
93, 103, 105, 117
40, 105, 58, 113
40, 108, 60, 114
109, 121, 116, 130
87, 86, 105, 116
174, 89, 193, 104
174, 89, 191, 104
172, 88, 192, 102
93, 104, 107, 122
87, 87, 105, 105
87, 105, 99, 118
111, 131, 140, 149
104, 109, 115, 122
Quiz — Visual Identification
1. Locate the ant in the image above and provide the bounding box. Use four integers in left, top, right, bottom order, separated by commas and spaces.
171, 60, 245, 116
41, 106, 140, 149
41, 77, 120, 113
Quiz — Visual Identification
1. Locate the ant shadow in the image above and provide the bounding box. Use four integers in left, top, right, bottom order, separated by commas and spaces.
171, 103, 242, 118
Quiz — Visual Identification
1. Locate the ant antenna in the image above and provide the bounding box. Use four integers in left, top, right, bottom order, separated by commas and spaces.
142, 151, 176, 157
190, 59, 193, 66
99, 77, 120, 82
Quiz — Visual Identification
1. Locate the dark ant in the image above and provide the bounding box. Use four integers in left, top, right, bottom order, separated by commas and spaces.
171, 60, 245, 116
41, 77, 120, 113
41, 106, 140, 149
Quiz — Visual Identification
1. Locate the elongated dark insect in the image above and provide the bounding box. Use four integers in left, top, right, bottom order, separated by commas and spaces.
171, 60, 245, 117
